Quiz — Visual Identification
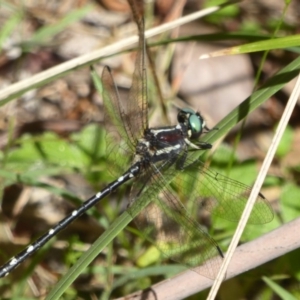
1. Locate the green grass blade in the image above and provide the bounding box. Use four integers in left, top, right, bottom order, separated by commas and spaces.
0, 10, 23, 51
46, 211, 133, 300
205, 35, 300, 58
149, 32, 272, 47
230, 34, 300, 54
204, 55, 300, 143
262, 276, 297, 300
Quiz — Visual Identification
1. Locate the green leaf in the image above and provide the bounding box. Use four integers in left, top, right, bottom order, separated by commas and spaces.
136, 245, 160, 267
7, 133, 89, 170
276, 124, 293, 158
204, 0, 240, 23
262, 276, 297, 300
281, 183, 300, 222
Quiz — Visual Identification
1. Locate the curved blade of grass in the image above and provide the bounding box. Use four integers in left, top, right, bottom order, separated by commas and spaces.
262, 276, 298, 300
201, 34, 300, 58
204, 55, 300, 143
45, 211, 133, 300
149, 32, 272, 47
0, 10, 23, 51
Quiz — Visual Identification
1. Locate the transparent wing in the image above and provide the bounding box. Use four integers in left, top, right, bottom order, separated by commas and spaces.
125, 16, 148, 141
102, 18, 148, 147
128, 165, 223, 279
101, 17, 148, 176
102, 67, 134, 176
127, 145, 273, 279
172, 155, 274, 224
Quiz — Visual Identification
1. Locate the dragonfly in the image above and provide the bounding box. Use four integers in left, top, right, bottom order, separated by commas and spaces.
0, 13, 274, 280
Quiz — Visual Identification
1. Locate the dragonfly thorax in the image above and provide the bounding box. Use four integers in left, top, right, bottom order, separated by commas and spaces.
135, 127, 186, 165
135, 108, 208, 165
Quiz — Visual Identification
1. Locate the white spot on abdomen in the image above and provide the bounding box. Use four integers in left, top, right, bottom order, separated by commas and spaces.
27, 245, 34, 253
9, 258, 17, 266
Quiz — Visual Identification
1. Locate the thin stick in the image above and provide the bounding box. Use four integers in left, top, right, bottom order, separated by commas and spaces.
207, 73, 300, 299
0, 6, 221, 105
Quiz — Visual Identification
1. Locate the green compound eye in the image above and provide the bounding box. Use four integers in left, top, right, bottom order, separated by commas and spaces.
178, 108, 204, 139
189, 113, 202, 135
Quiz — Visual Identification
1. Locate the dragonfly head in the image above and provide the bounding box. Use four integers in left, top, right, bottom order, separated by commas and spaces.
177, 108, 205, 140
